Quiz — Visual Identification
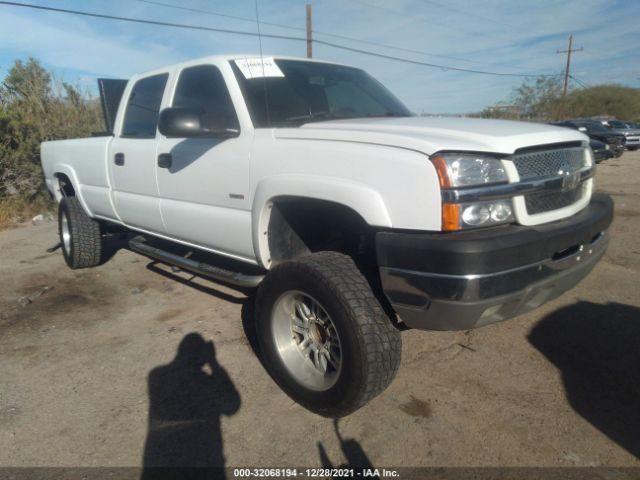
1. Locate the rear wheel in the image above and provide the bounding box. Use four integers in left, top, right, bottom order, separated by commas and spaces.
256, 251, 401, 417
58, 196, 102, 269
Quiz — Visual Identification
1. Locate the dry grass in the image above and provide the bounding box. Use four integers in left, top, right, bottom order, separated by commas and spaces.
0, 195, 54, 230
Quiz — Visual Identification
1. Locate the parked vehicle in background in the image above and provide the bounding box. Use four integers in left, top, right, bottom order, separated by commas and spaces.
40, 55, 613, 416
551, 120, 625, 158
589, 138, 613, 163
599, 119, 640, 150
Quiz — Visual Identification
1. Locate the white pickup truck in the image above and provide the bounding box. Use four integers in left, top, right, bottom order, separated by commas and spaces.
41, 55, 613, 416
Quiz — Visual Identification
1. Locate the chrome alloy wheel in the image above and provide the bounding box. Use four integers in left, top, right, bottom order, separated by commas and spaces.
61, 213, 71, 254
271, 291, 342, 391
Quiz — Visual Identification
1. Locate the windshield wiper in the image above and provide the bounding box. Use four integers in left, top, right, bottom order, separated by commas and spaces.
283, 112, 344, 123
362, 112, 411, 118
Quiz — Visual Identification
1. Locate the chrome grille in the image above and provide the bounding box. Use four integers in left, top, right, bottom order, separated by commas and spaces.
510, 146, 588, 216
512, 147, 584, 180
525, 184, 585, 215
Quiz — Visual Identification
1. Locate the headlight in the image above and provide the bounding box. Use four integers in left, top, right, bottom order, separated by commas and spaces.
432, 152, 513, 231
431, 153, 508, 187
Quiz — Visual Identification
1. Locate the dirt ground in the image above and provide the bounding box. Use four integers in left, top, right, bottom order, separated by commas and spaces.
1, 151, 639, 470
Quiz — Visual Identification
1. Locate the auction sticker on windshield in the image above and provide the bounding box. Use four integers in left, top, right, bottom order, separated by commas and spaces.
234, 57, 285, 79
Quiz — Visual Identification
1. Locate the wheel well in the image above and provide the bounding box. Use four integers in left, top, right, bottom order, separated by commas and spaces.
54, 173, 76, 198
266, 197, 401, 328
267, 197, 375, 266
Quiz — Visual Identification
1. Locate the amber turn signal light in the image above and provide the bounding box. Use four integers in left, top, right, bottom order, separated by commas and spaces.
442, 203, 461, 231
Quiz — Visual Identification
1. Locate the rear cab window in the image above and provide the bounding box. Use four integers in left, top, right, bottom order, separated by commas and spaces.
121, 73, 169, 138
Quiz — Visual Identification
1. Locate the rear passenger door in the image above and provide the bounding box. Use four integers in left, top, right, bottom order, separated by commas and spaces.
109, 73, 168, 233
156, 63, 254, 261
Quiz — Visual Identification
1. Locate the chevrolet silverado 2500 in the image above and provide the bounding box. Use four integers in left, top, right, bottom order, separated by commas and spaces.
41, 55, 613, 416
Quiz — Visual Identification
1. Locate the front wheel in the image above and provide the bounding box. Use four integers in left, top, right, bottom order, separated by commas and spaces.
256, 251, 401, 417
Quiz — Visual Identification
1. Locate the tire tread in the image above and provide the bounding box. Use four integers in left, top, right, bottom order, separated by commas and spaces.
60, 196, 102, 269
256, 251, 401, 416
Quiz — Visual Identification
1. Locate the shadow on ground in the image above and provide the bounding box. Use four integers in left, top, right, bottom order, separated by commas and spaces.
144, 261, 262, 361
141, 333, 241, 479
317, 419, 376, 472
529, 301, 640, 459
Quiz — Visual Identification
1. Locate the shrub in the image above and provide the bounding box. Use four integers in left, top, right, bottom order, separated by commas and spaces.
0, 57, 103, 226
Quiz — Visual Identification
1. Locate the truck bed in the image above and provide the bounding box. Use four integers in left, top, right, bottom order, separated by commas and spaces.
41, 136, 117, 220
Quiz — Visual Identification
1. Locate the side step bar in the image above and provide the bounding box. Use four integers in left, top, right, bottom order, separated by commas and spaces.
128, 237, 264, 288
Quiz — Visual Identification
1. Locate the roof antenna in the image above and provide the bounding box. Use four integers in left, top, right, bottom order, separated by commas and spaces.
254, 0, 271, 127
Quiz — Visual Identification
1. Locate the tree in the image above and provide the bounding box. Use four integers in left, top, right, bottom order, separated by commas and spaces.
567, 85, 640, 121
478, 75, 640, 122
476, 75, 565, 121
511, 76, 565, 120
0, 57, 102, 203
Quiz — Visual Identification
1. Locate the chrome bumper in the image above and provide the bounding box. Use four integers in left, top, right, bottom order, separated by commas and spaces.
377, 192, 613, 331
380, 231, 608, 330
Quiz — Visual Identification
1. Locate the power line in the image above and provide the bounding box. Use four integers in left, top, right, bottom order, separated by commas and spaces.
312, 38, 559, 77
569, 74, 590, 89
0, 1, 303, 41
0, 1, 560, 78
131, 0, 509, 67
418, 0, 518, 30
132, 0, 306, 33
557, 34, 583, 96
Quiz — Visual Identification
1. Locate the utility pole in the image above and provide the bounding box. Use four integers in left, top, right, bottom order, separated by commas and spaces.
306, 4, 312, 58
557, 34, 583, 97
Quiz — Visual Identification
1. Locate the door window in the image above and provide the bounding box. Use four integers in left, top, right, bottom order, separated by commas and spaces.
121, 73, 168, 138
173, 65, 239, 131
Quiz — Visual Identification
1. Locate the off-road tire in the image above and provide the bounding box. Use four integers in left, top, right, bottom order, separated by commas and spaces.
58, 196, 102, 269
256, 251, 402, 417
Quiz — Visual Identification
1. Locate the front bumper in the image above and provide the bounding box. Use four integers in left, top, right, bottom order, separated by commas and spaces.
593, 148, 614, 162
377, 193, 614, 331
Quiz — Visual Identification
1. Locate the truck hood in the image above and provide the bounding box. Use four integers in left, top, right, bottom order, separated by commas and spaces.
274, 116, 588, 155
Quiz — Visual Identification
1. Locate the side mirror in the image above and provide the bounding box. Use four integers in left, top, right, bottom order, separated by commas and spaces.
158, 107, 239, 139
578, 126, 587, 132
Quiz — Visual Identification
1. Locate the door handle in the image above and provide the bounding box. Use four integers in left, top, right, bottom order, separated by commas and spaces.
114, 153, 125, 166
158, 153, 172, 169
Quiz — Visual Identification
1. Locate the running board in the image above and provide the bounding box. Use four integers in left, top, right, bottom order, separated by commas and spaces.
128, 237, 264, 288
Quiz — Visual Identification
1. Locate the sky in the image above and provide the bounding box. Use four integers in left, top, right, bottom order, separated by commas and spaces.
0, 0, 639, 114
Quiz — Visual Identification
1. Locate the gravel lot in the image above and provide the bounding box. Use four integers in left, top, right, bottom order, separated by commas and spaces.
1, 151, 639, 470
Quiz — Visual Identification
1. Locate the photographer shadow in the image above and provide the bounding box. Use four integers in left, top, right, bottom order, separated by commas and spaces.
141, 333, 241, 479
317, 419, 376, 473
528, 301, 640, 459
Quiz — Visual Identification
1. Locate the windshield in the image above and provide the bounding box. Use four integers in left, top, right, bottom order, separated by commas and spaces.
608, 120, 628, 129
230, 59, 412, 127
578, 122, 609, 133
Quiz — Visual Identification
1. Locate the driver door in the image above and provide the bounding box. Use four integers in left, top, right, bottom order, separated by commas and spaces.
155, 63, 254, 261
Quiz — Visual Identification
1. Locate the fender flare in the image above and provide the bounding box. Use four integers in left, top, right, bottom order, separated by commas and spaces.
251, 175, 392, 268
52, 165, 93, 216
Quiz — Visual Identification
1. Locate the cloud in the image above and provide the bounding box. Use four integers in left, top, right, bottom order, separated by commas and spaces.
0, 0, 638, 113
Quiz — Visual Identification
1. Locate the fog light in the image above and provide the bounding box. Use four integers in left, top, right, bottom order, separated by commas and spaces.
442, 200, 515, 231
459, 200, 514, 228
490, 202, 512, 222
462, 205, 490, 226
